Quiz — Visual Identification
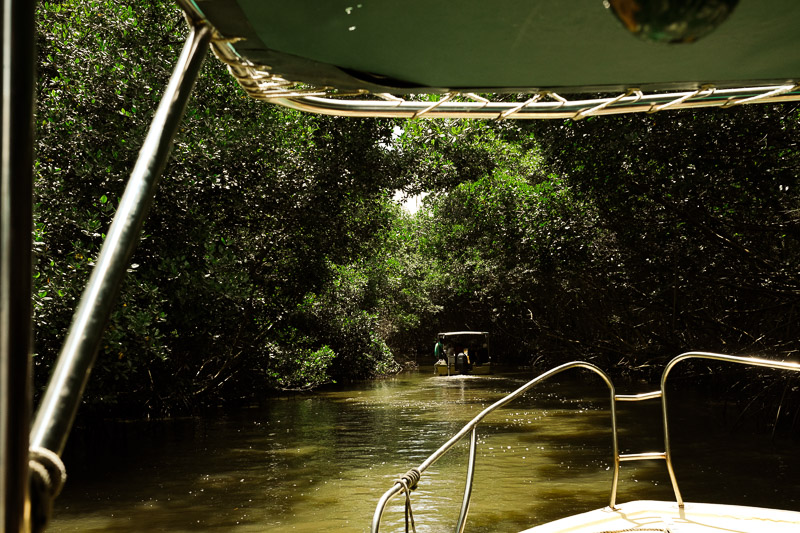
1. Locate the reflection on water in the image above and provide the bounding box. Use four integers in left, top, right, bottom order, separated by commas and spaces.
49, 369, 799, 532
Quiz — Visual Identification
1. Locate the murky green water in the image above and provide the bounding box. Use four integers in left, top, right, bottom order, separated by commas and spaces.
48, 368, 799, 532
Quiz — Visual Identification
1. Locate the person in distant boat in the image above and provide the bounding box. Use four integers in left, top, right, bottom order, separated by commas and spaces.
456, 348, 471, 374
434, 338, 444, 363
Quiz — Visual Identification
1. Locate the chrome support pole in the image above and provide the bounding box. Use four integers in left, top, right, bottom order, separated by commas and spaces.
0, 0, 35, 529
455, 427, 478, 533
29, 24, 212, 455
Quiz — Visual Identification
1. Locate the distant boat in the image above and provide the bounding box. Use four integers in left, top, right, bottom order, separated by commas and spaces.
434, 331, 491, 376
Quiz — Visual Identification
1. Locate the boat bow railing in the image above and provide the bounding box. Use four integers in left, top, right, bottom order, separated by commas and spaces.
371, 361, 620, 533
371, 352, 800, 533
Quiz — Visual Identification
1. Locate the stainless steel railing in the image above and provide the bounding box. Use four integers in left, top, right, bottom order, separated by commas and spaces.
371, 361, 620, 533
659, 351, 800, 508
371, 352, 800, 533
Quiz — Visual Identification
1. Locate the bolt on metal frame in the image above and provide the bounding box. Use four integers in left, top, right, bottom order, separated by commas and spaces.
371, 352, 800, 533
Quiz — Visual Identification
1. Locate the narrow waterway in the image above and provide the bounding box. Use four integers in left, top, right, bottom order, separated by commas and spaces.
48, 368, 799, 532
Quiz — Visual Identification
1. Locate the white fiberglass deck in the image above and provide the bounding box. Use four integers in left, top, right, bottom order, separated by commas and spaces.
521, 500, 800, 533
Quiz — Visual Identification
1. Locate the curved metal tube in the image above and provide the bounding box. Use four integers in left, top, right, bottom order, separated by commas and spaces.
271, 85, 800, 120
30, 24, 212, 455
659, 351, 800, 508
455, 428, 478, 533
371, 361, 618, 533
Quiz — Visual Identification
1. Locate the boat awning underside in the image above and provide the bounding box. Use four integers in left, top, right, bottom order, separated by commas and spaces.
179, 0, 800, 117
183, 0, 799, 94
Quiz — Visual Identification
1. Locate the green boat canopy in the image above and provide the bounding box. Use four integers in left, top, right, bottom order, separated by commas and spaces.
179, 0, 800, 118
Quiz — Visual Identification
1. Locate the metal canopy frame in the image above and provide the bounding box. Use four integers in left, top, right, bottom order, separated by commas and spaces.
270, 85, 800, 120
29, 23, 212, 459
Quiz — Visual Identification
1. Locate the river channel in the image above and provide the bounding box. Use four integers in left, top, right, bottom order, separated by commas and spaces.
49, 367, 799, 532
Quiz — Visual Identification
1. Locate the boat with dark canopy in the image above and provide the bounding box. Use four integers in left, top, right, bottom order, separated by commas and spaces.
2, 1, 799, 531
